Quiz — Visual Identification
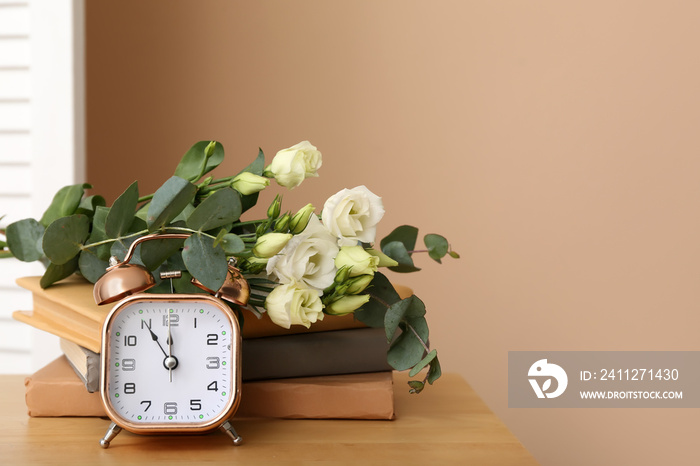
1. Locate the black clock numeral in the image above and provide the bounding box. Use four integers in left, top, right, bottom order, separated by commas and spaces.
163, 314, 179, 326
206, 357, 220, 369
193, 317, 197, 328
124, 382, 136, 394
122, 358, 136, 371
207, 381, 218, 392
124, 335, 137, 346
164, 402, 178, 415
206, 333, 218, 345
190, 399, 202, 411
141, 400, 151, 412
140, 318, 151, 329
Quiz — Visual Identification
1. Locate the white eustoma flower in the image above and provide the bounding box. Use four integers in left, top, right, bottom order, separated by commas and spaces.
264, 281, 324, 329
266, 215, 339, 292
321, 185, 385, 246
266, 141, 322, 189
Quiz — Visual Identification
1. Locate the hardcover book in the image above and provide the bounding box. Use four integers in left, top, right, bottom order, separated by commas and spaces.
25, 356, 395, 420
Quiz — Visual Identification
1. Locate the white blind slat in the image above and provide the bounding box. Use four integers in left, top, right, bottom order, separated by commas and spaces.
0, 38, 29, 67
0, 5, 30, 36
0, 132, 30, 161
0, 101, 30, 128
0, 69, 30, 99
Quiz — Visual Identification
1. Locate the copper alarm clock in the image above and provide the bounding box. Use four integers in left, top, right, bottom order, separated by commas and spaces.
93, 233, 248, 448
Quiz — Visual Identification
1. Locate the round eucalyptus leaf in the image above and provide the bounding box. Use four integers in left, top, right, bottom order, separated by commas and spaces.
42, 215, 90, 265
40, 256, 80, 288
380, 225, 418, 252
354, 272, 401, 328
384, 295, 426, 342
147, 176, 197, 232
408, 349, 437, 377
39, 183, 91, 227
105, 181, 139, 238
382, 241, 421, 273
78, 249, 109, 283
182, 234, 227, 292
76, 195, 106, 217
386, 318, 429, 371
6, 218, 45, 262
141, 236, 186, 270
424, 234, 449, 262
187, 187, 242, 231
220, 233, 245, 255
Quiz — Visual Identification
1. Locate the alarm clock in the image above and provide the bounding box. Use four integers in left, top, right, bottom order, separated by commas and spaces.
93, 233, 248, 448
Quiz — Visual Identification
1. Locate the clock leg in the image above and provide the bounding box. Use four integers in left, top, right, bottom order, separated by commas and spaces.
99, 422, 123, 448
220, 420, 243, 446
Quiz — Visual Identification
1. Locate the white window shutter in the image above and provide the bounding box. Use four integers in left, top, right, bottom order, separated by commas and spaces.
0, 0, 85, 374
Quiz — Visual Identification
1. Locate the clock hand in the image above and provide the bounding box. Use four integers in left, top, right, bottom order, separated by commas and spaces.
167, 312, 173, 383
142, 319, 168, 358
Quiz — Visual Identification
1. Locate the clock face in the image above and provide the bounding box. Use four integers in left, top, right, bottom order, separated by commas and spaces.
101, 294, 241, 433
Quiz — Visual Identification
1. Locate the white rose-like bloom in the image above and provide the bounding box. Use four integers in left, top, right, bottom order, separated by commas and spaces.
264, 282, 324, 329
266, 215, 339, 292
321, 185, 385, 247
266, 141, 322, 189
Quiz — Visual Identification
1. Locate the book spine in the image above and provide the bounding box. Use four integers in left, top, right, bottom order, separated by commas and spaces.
241, 327, 392, 381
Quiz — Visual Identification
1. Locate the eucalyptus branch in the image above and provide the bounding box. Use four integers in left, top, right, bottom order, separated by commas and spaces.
407, 323, 431, 354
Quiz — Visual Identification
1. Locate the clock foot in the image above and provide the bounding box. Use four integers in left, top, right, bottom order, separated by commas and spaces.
100, 422, 123, 448
220, 420, 243, 446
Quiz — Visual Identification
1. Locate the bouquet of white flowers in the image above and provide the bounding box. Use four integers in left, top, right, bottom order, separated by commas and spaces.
1, 141, 457, 393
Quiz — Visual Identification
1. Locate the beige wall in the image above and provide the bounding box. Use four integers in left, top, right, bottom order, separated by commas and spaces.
86, 2, 700, 465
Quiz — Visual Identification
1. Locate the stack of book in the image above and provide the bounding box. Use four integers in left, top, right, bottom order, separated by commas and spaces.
15, 275, 407, 420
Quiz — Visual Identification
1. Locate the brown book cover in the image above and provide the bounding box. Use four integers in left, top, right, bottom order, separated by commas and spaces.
13, 276, 413, 350
25, 356, 395, 420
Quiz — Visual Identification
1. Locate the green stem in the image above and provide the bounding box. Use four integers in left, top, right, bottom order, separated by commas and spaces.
407, 323, 430, 354
137, 194, 154, 203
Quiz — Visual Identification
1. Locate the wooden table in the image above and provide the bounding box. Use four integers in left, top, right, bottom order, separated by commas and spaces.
0, 372, 537, 465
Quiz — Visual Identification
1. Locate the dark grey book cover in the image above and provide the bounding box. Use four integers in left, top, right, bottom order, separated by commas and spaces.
241, 327, 392, 381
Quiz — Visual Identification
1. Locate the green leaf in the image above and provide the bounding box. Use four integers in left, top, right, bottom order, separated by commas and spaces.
172, 271, 208, 294
384, 295, 426, 342
78, 249, 109, 283
238, 148, 266, 176
172, 203, 195, 224
187, 188, 242, 231
147, 176, 197, 232
386, 318, 429, 371
424, 234, 449, 263
354, 272, 401, 327
135, 202, 150, 223
105, 181, 139, 238
220, 233, 245, 254
86, 206, 112, 261
174, 141, 225, 182
408, 349, 437, 377
111, 235, 145, 266
40, 256, 79, 288
141, 236, 186, 270
427, 355, 442, 384
382, 241, 421, 273
407, 380, 425, 394
76, 195, 106, 217
39, 183, 91, 227
380, 225, 418, 252
182, 234, 227, 291
42, 215, 90, 265
6, 218, 45, 262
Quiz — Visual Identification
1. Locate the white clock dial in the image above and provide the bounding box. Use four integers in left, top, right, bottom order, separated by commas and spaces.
102, 296, 240, 430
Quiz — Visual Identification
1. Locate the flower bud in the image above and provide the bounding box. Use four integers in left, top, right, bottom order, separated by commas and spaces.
325, 294, 370, 316
344, 274, 373, 295
267, 194, 282, 219
242, 256, 269, 274
198, 176, 214, 188
289, 203, 315, 234
204, 140, 217, 158
334, 245, 380, 277
265, 141, 322, 189
274, 213, 291, 232
334, 265, 351, 285
230, 172, 270, 196
253, 232, 292, 258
